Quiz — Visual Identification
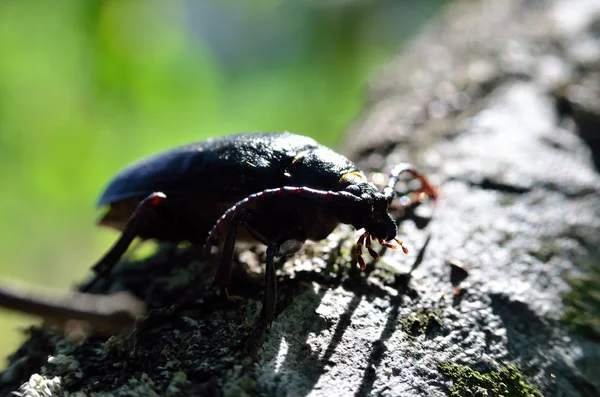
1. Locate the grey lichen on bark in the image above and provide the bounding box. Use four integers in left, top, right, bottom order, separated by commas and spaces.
3, 0, 600, 396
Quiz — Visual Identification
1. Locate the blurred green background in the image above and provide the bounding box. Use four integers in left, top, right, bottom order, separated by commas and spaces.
0, 0, 446, 364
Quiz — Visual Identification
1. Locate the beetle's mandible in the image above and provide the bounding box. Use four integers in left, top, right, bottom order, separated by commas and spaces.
86, 132, 437, 342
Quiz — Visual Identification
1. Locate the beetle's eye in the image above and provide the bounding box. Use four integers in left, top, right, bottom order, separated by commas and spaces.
346, 185, 360, 196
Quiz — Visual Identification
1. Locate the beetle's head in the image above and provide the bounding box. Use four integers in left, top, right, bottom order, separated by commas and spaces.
338, 171, 409, 270
338, 173, 396, 238
338, 164, 438, 270
364, 195, 397, 241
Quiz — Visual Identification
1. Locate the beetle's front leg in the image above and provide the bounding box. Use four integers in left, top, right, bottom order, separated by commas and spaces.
82, 192, 167, 292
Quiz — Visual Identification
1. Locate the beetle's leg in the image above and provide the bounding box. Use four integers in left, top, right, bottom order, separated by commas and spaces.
81, 192, 167, 292
212, 210, 242, 300
220, 209, 305, 354
212, 209, 280, 355
262, 241, 278, 324
244, 241, 278, 358
237, 217, 304, 324
211, 207, 269, 300
213, 207, 278, 301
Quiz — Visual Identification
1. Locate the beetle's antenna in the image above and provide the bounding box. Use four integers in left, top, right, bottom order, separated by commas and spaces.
382, 163, 438, 203
203, 186, 361, 258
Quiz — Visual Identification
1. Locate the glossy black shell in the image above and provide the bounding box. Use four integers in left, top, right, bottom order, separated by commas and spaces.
98, 132, 359, 207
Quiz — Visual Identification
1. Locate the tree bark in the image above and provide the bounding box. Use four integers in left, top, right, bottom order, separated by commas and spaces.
3, 0, 600, 396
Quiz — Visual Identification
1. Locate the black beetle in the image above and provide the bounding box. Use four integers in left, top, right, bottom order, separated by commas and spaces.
87, 132, 437, 342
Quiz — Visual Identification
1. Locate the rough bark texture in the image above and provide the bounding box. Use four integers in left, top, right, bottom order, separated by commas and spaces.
2, 0, 600, 396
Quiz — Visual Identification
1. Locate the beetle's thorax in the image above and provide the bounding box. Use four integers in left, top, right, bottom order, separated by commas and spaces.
284, 147, 359, 190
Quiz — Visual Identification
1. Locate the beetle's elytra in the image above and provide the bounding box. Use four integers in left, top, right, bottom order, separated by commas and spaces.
87, 132, 437, 346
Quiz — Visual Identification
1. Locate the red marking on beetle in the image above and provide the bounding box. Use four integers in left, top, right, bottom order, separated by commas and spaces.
149, 193, 166, 206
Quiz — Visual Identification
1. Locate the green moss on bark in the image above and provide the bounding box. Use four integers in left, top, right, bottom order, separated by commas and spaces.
438, 362, 542, 397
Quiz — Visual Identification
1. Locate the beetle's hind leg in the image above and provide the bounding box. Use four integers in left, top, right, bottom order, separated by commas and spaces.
81, 192, 167, 292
